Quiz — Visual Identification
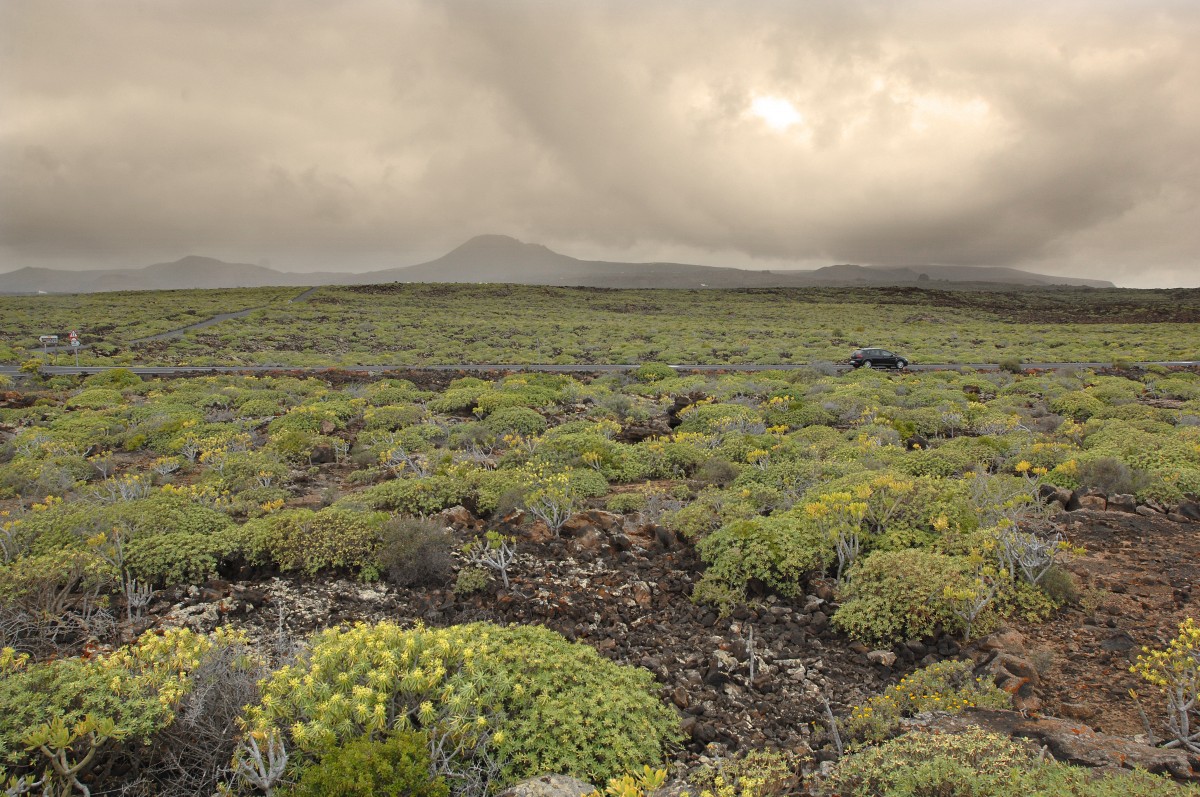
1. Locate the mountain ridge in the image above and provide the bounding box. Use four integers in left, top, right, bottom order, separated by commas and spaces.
0, 235, 1116, 293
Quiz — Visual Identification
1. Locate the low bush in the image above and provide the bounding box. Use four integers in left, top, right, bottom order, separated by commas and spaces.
843, 659, 1010, 743
350, 474, 471, 515
246, 622, 681, 790
694, 457, 739, 487
1074, 456, 1149, 496
285, 730, 448, 797
633, 362, 676, 382
827, 726, 1198, 797
694, 513, 833, 614
606, 492, 648, 514
687, 748, 801, 797
833, 549, 979, 646
242, 506, 389, 577
482, 406, 548, 437
453, 565, 491, 595
83, 368, 143, 389
376, 516, 454, 588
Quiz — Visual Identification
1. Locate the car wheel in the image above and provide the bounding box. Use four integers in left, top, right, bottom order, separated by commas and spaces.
898, 360, 908, 369
862, 360, 873, 368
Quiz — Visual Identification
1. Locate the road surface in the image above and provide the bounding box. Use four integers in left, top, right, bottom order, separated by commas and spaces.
3, 361, 1199, 378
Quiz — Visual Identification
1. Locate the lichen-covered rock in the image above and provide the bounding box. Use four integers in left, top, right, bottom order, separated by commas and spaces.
497, 774, 597, 797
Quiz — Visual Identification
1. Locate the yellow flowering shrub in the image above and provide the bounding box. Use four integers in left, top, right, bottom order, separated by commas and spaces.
247, 621, 680, 789
844, 659, 1010, 744
1131, 617, 1200, 753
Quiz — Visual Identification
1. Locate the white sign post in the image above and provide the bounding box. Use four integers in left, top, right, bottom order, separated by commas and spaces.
69, 330, 80, 367
38, 334, 59, 363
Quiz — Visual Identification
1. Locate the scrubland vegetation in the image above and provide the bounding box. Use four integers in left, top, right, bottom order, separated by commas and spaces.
3, 353, 1200, 792
3, 284, 1199, 366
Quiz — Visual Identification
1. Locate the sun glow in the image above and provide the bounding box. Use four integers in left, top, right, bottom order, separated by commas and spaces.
749, 95, 803, 131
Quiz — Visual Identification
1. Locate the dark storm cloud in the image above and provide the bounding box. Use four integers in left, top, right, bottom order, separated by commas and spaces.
1, 0, 1197, 285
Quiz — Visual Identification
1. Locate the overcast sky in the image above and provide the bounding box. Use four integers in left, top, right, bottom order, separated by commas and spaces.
2, 0, 1198, 287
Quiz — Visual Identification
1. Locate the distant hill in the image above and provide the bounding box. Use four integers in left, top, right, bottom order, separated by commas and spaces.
0, 236, 1115, 293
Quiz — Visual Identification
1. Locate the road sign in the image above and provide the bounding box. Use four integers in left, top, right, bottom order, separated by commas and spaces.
71, 339, 80, 348
39, 335, 59, 344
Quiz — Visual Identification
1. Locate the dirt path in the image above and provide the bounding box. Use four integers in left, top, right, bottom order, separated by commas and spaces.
130, 286, 319, 343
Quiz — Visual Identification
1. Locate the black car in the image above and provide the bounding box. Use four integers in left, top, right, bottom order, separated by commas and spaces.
849, 347, 908, 369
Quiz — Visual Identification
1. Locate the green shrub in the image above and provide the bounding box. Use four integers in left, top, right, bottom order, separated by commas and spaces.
1050, 391, 1105, 421
267, 405, 348, 438
675, 402, 764, 435
833, 549, 978, 646
350, 475, 471, 515
694, 457, 739, 487
362, 379, 427, 406
83, 368, 143, 389
428, 383, 490, 414
362, 403, 425, 432
242, 506, 389, 576
65, 388, 125, 410
453, 565, 491, 595
0, 627, 250, 777
11, 491, 237, 585
695, 513, 834, 613
482, 406, 548, 437
286, 730, 448, 797
633, 362, 676, 382
237, 397, 285, 417
688, 748, 801, 797
998, 356, 1023, 374
126, 529, 238, 585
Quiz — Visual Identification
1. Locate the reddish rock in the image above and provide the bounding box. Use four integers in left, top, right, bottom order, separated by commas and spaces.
1038, 484, 1072, 508
1107, 494, 1137, 513
435, 505, 477, 530
559, 514, 595, 537
975, 629, 1027, 655
567, 528, 605, 554
583, 509, 624, 532
525, 520, 554, 543
1067, 488, 1106, 512
630, 580, 653, 609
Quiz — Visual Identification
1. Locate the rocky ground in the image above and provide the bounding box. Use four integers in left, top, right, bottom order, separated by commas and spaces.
146, 495, 1200, 780
1016, 506, 1199, 737
158, 507, 895, 767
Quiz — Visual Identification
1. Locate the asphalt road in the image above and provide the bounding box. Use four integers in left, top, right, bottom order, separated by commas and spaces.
3, 361, 1199, 378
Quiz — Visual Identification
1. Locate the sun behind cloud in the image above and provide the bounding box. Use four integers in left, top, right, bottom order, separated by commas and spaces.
748, 95, 803, 131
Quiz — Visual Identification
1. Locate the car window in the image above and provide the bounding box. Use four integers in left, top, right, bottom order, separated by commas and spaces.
880, 350, 893, 357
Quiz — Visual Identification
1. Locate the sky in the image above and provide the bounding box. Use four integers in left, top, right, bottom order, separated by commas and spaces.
1, 0, 1198, 287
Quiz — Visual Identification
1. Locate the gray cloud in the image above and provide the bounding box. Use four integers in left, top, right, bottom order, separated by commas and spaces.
1, 0, 1198, 286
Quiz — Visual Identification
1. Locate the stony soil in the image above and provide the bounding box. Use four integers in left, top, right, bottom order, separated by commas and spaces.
1016, 508, 1200, 738
157, 509, 902, 765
